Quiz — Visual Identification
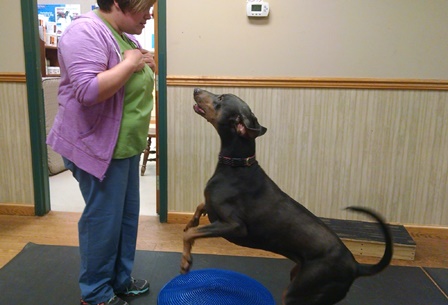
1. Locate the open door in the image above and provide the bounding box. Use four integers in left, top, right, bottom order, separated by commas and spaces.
135, 1, 167, 221
138, 2, 165, 219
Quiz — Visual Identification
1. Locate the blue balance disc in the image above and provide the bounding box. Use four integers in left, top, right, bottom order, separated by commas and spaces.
158, 268, 275, 305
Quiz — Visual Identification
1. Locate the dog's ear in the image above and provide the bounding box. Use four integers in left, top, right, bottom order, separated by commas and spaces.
235, 114, 267, 139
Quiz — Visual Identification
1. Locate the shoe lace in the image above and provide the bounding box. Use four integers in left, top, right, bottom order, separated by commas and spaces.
107, 295, 118, 304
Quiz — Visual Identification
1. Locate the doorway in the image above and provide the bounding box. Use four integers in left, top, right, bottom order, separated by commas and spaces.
21, 0, 168, 222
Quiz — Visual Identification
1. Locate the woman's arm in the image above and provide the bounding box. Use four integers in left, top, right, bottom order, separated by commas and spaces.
96, 49, 145, 101
59, 19, 146, 106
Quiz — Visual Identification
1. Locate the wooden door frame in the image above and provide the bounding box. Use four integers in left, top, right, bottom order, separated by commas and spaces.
21, 0, 168, 222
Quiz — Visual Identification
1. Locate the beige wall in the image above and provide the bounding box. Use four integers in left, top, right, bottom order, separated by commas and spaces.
0, 1, 25, 72
2, 0, 448, 78
167, 0, 448, 79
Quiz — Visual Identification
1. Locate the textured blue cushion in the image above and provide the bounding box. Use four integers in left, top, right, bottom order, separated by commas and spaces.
158, 268, 275, 305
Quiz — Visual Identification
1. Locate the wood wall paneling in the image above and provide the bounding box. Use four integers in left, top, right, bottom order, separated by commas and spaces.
167, 85, 448, 226
1, 74, 447, 226
0, 82, 34, 207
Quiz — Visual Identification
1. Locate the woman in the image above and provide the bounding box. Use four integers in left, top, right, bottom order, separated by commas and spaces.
47, 1, 157, 304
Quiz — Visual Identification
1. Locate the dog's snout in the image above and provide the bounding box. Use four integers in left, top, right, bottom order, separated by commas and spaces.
194, 88, 202, 96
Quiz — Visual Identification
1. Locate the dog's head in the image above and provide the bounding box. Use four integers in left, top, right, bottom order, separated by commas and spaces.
193, 88, 267, 139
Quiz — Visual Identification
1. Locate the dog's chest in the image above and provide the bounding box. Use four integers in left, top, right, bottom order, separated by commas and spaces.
204, 167, 275, 223
205, 167, 265, 199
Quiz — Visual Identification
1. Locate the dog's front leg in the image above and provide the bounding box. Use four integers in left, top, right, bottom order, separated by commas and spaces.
181, 221, 247, 274
184, 202, 207, 232
181, 229, 196, 274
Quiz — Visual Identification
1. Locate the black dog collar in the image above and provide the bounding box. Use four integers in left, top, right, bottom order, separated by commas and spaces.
218, 155, 257, 167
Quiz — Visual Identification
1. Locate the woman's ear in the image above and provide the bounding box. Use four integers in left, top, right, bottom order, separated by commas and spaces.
113, 0, 121, 11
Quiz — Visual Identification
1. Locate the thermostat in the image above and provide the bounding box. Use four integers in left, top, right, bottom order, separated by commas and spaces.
246, 1, 269, 17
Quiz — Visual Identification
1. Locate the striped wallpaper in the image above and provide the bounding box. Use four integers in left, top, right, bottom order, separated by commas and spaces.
167, 86, 448, 226
0, 82, 34, 205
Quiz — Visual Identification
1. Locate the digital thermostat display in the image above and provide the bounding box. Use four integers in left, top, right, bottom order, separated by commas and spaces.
246, 1, 269, 17
252, 4, 262, 12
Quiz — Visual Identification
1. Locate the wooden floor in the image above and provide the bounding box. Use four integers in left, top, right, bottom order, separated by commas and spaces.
0, 211, 447, 269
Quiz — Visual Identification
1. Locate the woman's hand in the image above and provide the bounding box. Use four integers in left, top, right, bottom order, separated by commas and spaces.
97, 49, 144, 102
96, 48, 155, 102
123, 49, 146, 72
140, 49, 156, 72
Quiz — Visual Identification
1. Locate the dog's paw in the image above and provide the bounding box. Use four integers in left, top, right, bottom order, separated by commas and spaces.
184, 218, 200, 232
180, 254, 193, 274
183, 222, 192, 232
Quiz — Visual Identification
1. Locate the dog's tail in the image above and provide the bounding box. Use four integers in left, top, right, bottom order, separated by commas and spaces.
345, 206, 393, 277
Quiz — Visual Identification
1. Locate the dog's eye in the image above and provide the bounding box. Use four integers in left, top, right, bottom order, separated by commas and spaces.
214, 95, 224, 108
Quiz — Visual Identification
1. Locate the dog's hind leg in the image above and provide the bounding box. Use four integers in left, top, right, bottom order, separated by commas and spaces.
282, 263, 301, 304
283, 261, 352, 305
289, 263, 301, 281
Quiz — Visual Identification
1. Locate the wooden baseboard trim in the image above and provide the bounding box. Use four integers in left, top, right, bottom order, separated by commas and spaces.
0, 204, 35, 216
404, 224, 448, 231
167, 75, 448, 91
167, 212, 210, 225
0, 73, 26, 83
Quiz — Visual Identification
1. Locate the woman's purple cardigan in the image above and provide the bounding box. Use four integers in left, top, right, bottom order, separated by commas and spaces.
47, 11, 142, 181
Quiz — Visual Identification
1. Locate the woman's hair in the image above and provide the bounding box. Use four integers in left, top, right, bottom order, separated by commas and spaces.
97, 0, 156, 13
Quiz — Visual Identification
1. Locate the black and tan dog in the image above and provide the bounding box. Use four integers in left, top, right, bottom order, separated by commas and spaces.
181, 88, 393, 305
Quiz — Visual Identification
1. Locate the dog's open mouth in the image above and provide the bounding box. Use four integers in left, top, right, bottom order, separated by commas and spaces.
193, 104, 206, 116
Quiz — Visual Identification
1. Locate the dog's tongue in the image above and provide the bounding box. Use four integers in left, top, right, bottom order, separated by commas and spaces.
193, 104, 206, 115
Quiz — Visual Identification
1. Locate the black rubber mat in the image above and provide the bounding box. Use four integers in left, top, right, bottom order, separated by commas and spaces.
0, 243, 446, 304
424, 267, 448, 297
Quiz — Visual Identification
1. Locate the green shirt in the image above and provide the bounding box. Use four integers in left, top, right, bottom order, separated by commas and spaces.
98, 11, 155, 159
